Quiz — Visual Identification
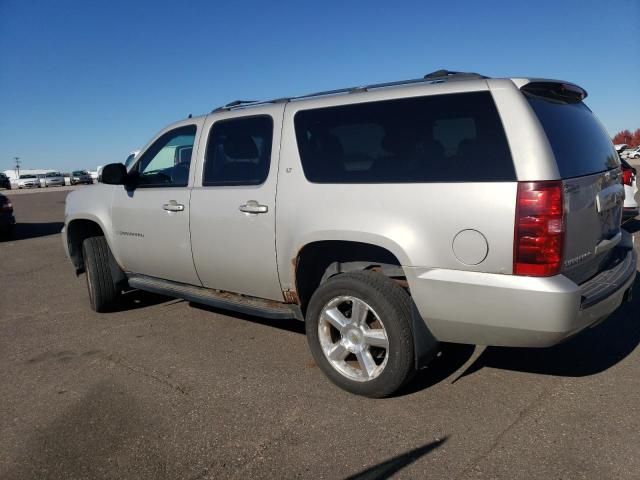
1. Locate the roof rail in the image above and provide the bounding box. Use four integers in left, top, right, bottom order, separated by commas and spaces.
212, 69, 488, 112
211, 99, 258, 112
423, 69, 487, 80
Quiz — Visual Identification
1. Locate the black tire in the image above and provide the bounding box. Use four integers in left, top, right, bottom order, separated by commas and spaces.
306, 271, 415, 398
82, 236, 121, 312
0, 225, 13, 240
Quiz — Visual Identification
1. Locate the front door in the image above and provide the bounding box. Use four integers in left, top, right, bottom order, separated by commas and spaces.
189, 108, 283, 300
111, 123, 201, 285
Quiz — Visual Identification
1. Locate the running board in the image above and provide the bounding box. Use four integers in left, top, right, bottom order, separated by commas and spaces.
127, 274, 302, 321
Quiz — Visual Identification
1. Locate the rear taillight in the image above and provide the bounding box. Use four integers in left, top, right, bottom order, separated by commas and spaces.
514, 181, 564, 276
0, 201, 12, 212
622, 168, 633, 186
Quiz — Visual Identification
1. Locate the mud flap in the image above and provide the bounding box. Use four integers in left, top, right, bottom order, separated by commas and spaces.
411, 301, 439, 370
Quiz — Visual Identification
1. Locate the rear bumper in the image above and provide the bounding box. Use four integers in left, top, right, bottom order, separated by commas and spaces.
407, 234, 637, 347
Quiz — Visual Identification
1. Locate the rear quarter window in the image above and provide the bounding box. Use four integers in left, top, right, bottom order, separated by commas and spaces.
526, 96, 619, 178
293, 91, 515, 183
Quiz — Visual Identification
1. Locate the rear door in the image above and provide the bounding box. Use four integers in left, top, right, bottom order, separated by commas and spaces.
526, 94, 623, 283
189, 107, 284, 301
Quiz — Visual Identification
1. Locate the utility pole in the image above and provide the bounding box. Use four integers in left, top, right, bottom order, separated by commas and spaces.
14, 156, 20, 178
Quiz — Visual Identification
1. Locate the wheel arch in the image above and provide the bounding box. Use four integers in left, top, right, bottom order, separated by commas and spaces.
292, 239, 438, 370
66, 217, 110, 273
293, 240, 405, 313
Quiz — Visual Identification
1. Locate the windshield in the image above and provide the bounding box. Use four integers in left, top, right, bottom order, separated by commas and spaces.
526, 96, 619, 178
46, 172, 61, 177
72, 170, 87, 176
20, 175, 36, 179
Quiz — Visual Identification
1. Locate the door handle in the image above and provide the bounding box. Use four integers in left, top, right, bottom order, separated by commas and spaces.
163, 200, 185, 212
239, 200, 268, 214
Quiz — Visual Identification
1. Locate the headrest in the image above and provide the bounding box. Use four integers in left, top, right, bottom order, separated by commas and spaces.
178, 147, 192, 164
224, 135, 258, 159
321, 134, 343, 156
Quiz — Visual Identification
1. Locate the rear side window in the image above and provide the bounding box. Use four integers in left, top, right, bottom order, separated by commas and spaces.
294, 92, 515, 183
203, 116, 273, 186
526, 97, 619, 178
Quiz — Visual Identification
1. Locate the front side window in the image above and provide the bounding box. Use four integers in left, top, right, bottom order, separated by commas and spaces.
135, 125, 196, 187
203, 116, 273, 186
294, 91, 515, 183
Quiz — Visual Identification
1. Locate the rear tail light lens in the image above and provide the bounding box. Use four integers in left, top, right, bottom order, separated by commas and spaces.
514, 181, 564, 276
622, 168, 633, 186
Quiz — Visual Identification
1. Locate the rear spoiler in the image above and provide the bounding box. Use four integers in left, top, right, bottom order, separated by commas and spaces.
517, 80, 588, 103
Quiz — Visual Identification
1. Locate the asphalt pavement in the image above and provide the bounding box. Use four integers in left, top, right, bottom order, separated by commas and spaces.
1, 189, 639, 479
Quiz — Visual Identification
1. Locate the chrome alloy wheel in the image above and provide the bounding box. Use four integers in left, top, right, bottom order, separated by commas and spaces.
318, 296, 389, 382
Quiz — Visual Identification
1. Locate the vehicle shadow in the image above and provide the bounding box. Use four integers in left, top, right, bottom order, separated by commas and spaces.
397, 343, 476, 396
2, 381, 176, 480
344, 437, 447, 480
623, 219, 640, 234
107, 289, 179, 312
189, 302, 306, 335
455, 275, 640, 381
1, 222, 64, 241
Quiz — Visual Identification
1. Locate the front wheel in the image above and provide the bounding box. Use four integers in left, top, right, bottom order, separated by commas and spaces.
306, 271, 415, 398
82, 236, 122, 312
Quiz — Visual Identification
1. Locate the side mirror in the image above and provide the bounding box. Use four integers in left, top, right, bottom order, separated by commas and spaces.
100, 163, 128, 185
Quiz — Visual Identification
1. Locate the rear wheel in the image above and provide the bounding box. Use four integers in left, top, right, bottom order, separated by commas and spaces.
306, 271, 415, 398
82, 236, 121, 312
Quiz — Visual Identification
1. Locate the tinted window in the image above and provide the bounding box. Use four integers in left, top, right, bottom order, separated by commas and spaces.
203, 116, 273, 186
294, 92, 514, 183
526, 97, 619, 178
135, 125, 196, 187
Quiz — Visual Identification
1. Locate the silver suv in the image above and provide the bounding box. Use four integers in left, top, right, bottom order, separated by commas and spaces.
62, 70, 636, 397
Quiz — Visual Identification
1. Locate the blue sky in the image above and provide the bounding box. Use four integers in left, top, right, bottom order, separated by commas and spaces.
1, 0, 639, 172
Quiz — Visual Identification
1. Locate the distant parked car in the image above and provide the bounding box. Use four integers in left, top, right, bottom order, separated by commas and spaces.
626, 146, 640, 159
614, 144, 628, 152
0, 173, 11, 190
621, 159, 639, 220
17, 174, 41, 189
0, 193, 15, 238
42, 171, 65, 187
70, 170, 93, 185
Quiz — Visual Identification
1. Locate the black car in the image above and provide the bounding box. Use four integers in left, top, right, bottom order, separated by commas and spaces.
0, 193, 15, 238
0, 173, 11, 190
